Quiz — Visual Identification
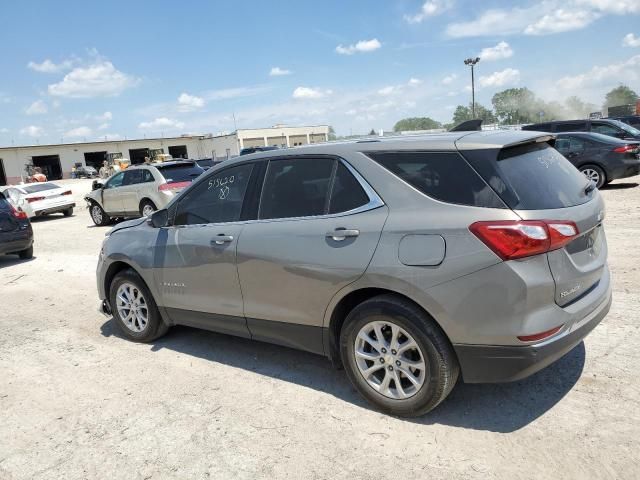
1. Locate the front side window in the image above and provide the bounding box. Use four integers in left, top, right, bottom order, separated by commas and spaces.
259, 158, 334, 219
105, 172, 124, 189
591, 122, 621, 136
174, 163, 253, 225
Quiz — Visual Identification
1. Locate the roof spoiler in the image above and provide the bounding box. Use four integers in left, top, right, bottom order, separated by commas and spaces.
450, 119, 483, 132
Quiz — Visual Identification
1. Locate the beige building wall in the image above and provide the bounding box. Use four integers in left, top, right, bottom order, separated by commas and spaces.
237, 125, 329, 150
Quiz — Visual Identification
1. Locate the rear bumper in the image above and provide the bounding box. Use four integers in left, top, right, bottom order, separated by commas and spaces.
0, 237, 33, 255
454, 291, 612, 383
34, 202, 75, 216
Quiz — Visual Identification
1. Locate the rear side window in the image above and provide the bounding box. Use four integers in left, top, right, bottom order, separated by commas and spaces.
123, 170, 143, 185
368, 151, 505, 208
329, 163, 369, 214
157, 164, 204, 183
469, 143, 593, 210
259, 158, 334, 219
554, 121, 587, 132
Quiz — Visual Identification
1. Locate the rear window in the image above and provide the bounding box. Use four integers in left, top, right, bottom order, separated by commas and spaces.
156, 163, 204, 183
465, 143, 594, 210
22, 183, 60, 194
368, 151, 505, 208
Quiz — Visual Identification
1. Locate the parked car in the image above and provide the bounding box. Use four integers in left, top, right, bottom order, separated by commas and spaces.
0, 191, 33, 259
195, 158, 216, 170
240, 146, 279, 155
522, 118, 640, 141
1, 182, 75, 218
607, 115, 640, 130
97, 131, 611, 417
554, 132, 640, 188
85, 160, 204, 226
75, 166, 99, 178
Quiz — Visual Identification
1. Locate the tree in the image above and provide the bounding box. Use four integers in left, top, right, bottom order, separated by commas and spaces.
565, 96, 596, 118
452, 103, 497, 126
604, 85, 638, 109
368, 128, 377, 135
328, 126, 337, 141
393, 117, 442, 132
491, 87, 538, 124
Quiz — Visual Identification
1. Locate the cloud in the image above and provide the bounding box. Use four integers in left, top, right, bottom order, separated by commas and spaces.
27, 58, 74, 73
404, 0, 453, 24
48, 60, 139, 98
25, 100, 48, 115
292, 87, 332, 99
138, 117, 185, 130
479, 41, 513, 61
20, 125, 44, 137
524, 9, 599, 35
0, 128, 9, 134
408, 78, 423, 86
378, 86, 397, 95
96, 111, 112, 121
65, 126, 92, 138
97, 122, 110, 131
177, 92, 205, 112
442, 73, 458, 85
205, 85, 270, 101
269, 67, 292, 76
336, 38, 381, 55
98, 133, 122, 141
478, 68, 521, 88
556, 54, 640, 90
623, 33, 640, 47
574, 0, 640, 14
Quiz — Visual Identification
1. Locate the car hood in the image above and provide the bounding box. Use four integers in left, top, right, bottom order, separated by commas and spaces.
108, 217, 147, 235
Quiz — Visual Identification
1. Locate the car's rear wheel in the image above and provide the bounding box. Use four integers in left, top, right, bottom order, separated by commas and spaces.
340, 295, 459, 417
580, 164, 606, 189
90, 202, 110, 226
109, 269, 168, 342
63, 207, 74, 217
139, 200, 157, 217
18, 245, 33, 259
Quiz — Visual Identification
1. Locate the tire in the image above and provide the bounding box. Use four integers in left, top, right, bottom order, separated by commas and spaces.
579, 164, 606, 189
18, 245, 33, 260
90, 202, 110, 226
139, 200, 157, 217
63, 207, 74, 217
109, 268, 169, 342
340, 295, 459, 417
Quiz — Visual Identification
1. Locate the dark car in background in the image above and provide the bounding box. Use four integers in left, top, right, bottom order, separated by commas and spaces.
0, 191, 34, 260
239, 146, 279, 156
523, 118, 640, 141
195, 158, 217, 170
75, 166, 99, 178
555, 132, 640, 188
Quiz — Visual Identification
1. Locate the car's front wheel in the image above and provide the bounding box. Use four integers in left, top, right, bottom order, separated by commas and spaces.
580, 164, 606, 189
139, 200, 157, 217
109, 269, 168, 342
90, 202, 110, 226
340, 295, 459, 417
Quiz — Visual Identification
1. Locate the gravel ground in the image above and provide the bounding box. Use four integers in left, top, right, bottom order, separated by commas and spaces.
1, 177, 639, 480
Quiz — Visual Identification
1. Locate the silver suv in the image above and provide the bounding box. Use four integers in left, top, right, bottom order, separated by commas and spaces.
97, 131, 611, 416
85, 160, 204, 225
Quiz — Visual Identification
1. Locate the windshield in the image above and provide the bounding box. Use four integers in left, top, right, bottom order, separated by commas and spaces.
22, 183, 60, 194
611, 119, 640, 136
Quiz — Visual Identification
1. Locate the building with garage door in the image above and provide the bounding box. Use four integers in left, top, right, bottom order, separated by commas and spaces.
0, 124, 329, 185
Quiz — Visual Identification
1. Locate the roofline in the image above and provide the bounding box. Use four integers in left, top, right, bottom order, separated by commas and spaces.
0, 134, 219, 151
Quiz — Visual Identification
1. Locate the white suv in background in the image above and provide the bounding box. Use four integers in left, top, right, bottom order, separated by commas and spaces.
85, 160, 204, 226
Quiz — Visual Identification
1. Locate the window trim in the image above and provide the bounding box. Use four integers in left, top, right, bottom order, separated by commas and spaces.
255, 155, 384, 223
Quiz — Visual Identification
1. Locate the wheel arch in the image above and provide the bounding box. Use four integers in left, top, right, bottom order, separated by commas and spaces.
325, 287, 455, 368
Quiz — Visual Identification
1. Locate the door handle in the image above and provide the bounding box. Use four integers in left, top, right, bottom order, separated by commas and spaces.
211, 235, 234, 245
326, 228, 359, 241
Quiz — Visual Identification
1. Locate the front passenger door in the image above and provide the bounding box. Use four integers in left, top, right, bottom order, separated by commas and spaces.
155, 162, 255, 336
102, 172, 125, 214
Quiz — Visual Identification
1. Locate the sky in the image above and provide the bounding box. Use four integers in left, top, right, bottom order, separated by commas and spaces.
1, 0, 639, 145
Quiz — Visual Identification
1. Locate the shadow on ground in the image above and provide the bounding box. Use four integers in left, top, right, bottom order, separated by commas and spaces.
100, 320, 585, 433
0, 255, 36, 268
601, 182, 638, 190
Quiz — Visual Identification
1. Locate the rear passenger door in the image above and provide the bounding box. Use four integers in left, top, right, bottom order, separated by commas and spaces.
236, 157, 388, 353
555, 135, 587, 166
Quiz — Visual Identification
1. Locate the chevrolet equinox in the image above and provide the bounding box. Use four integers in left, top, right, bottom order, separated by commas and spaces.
97, 131, 611, 416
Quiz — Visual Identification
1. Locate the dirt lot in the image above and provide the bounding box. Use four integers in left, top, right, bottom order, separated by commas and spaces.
1, 176, 639, 479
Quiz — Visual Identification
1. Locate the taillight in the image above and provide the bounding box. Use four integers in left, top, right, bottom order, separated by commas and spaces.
613, 144, 638, 153
469, 220, 579, 260
26, 196, 45, 203
11, 205, 28, 220
62, 190, 72, 196
159, 181, 190, 192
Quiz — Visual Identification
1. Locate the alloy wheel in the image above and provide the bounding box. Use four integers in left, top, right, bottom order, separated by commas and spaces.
115, 282, 149, 333
581, 168, 601, 186
142, 204, 155, 217
91, 205, 103, 224
354, 320, 427, 399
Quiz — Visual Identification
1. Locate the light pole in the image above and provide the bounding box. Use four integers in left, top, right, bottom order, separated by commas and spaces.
464, 57, 480, 118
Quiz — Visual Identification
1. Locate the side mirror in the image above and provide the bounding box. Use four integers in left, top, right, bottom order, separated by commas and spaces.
92, 180, 104, 191
149, 209, 169, 228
